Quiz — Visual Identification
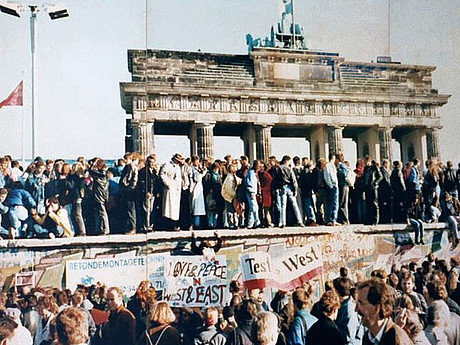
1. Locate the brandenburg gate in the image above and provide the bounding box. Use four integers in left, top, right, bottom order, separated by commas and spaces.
120, 10, 449, 163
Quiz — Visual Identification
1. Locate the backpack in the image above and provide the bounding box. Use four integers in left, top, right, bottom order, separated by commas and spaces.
195, 330, 219, 345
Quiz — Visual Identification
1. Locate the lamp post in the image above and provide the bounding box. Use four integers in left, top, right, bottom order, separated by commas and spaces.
0, 1, 69, 159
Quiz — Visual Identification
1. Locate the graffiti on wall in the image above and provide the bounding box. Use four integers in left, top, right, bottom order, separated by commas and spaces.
0, 228, 459, 298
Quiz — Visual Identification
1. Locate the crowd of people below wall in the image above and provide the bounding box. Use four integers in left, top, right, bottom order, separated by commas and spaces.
0, 152, 460, 244
1, 252, 460, 344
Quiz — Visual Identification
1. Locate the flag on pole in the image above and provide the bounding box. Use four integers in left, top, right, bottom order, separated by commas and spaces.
0, 81, 23, 110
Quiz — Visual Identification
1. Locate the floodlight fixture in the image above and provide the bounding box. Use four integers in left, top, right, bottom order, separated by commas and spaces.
46, 4, 69, 20
0, 1, 69, 159
0, 1, 22, 17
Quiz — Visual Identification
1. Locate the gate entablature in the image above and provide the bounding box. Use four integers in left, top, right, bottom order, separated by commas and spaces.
120, 48, 450, 163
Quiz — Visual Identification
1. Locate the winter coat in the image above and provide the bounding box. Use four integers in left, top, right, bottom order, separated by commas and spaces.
243, 169, 258, 195
258, 170, 273, 207
190, 166, 206, 216
160, 161, 182, 221
89, 169, 109, 204
5, 189, 36, 209
221, 173, 241, 203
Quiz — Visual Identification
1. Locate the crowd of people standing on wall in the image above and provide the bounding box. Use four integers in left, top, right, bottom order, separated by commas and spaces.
0, 152, 460, 244
2, 252, 460, 344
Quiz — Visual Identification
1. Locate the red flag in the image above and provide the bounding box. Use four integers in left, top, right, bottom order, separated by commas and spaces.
0, 81, 23, 110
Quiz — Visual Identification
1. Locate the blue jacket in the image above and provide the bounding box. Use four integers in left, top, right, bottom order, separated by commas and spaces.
243, 169, 258, 195
408, 167, 421, 191
5, 189, 36, 209
287, 309, 318, 345
0, 201, 8, 225
25, 174, 47, 203
336, 297, 362, 345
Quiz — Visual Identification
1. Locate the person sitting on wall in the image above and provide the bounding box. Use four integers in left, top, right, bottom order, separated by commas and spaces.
30, 196, 73, 239
443, 191, 460, 250
191, 231, 222, 258
407, 194, 425, 245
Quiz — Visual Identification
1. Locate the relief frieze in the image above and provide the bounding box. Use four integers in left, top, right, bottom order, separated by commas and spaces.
268, 100, 278, 113
168, 96, 180, 110
248, 99, 259, 112
373, 103, 384, 115
285, 100, 296, 114
189, 96, 201, 110
229, 98, 240, 112
338, 102, 350, 115
322, 101, 333, 114
208, 98, 219, 111
390, 103, 399, 116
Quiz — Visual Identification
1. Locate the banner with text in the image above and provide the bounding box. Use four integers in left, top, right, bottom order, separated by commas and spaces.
275, 241, 323, 291
240, 241, 323, 291
66, 253, 168, 296
163, 255, 227, 307
240, 251, 275, 290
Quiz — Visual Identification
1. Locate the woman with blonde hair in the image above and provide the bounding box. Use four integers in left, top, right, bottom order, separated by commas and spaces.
138, 301, 181, 345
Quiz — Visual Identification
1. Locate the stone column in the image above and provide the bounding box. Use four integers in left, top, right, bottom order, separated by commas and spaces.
255, 124, 272, 161
378, 127, 393, 163
309, 126, 328, 160
131, 121, 140, 154
426, 128, 441, 159
131, 121, 155, 157
328, 126, 344, 156
196, 122, 215, 160
400, 128, 426, 163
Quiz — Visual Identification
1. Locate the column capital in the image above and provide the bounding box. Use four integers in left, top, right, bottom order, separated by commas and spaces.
254, 123, 274, 128
195, 121, 216, 128
376, 126, 394, 132
327, 124, 345, 130
426, 126, 442, 131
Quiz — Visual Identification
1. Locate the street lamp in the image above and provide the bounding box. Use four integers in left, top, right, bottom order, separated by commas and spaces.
0, 1, 69, 159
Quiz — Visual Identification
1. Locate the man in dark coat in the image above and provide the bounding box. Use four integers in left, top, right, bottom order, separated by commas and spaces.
390, 161, 407, 223
362, 157, 382, 225
100, 287, 136, 345
306, 290, 344, 345
378, 159, 392, 224
137, 154, 159, 232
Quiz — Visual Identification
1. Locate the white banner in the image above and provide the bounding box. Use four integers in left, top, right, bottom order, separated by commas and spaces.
163, 255, 227, 307
275, 241, 323, 290
66, 253, 168, 297
240, 241, 323, 291
239, 251, 275, 289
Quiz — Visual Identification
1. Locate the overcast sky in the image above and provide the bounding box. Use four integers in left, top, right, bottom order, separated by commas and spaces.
0, 0, 458, 164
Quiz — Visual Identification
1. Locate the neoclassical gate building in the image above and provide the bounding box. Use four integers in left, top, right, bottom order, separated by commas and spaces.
120, 47, 449, 163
